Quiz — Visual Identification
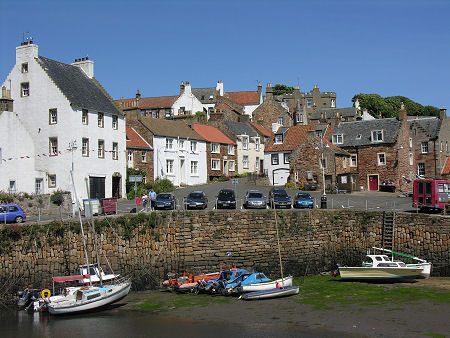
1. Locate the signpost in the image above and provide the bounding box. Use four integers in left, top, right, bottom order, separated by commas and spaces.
129, 175, 143, 212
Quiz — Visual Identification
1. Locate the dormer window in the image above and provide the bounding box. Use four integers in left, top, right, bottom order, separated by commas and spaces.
332, 134, 343, 144
274, 134, 283, 144
371, 130, 383, 142
21, 63, 28, 73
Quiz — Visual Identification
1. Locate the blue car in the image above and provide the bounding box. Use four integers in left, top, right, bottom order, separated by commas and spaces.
293, 192, 314, 209
0, 204, 26, 223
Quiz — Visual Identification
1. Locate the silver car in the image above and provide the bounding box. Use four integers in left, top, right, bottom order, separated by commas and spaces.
244, 190, 267, 209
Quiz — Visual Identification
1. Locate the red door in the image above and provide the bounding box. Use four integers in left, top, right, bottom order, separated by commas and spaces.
368, 175, 378, 191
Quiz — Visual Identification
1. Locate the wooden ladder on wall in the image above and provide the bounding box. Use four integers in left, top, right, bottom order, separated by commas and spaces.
382, 211, 395, 251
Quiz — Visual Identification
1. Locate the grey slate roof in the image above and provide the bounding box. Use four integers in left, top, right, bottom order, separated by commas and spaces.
331, 118, 400, 147
224, 121, 258, 137
408, 117, 441, 139
310, 107, 357, 120
192, 88, 216, 104
37, 56, 121, 116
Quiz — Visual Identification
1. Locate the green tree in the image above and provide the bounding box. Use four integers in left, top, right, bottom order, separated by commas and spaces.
273, 84, 295, 96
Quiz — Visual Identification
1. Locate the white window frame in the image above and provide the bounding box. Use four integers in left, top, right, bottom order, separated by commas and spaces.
255, 138, 260, 151
274, 134, 283, 144
211, 159, 220, 170
191, 141, 197, 152
128, 150, 133, 162
190, 160, 198, 175
350, 154, 357, 167
271, 153, 279, 165
166, 159, 174, 174
82, 138, 89, 157
49, 137, 58, 156
377, 152, 386, 166
331, 98, 336, 108
278, 117, 284, 126
284, 153, 290, 164
98, 112, 104, 128
332, 134, 343, 145
35, 178, 43, 195
255, 157, 259, 169
82, 109, 88, 125
421, 142, 428, 154
141, 151, 147, 163
409, 137, 413, 148
112, 142, 118, 160
21, 63, 28, 73
242, 136, 249, 150
243, 155, 249, 169
21, 82, 29, 97
417, 162, 425, 176
371, 130, 384, 143
48, 174, 56, 188
211, 143, 220, 154
179, 139, 185, 150
166, 138, 174, 150
228, 160, 235, 172
228, 144, 234, 155
112, 115, 118, 130
98, 140, 104, 158
49, 109, 57, 124
409, 152, 413, 166
306, 98, 312, 108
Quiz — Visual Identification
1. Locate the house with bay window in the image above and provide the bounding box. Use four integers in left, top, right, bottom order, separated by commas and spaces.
137, 118, 207, 186
1, 41, 126, 202
193, 123, 237, 180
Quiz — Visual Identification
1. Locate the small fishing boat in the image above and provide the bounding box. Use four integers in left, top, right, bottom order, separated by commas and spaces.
239, 285, 299, 300
163, 271, 221, 292
371, 247, 432, 279
47, 278, 131, 315
338, 253, 423, 281
236, 275, 293, 293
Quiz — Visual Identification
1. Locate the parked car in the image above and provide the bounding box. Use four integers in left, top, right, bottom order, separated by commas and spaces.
268, 188, 291, 209
244, 190, 267, 209
184, 191, 208, 210
216, 189, 236, 209
293, 192, 314, 209
155, 193, 176, 210
0, 204, 26, 223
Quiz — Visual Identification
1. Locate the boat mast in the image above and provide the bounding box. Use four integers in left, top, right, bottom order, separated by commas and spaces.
70, 170, 92, 286
274, 209, 285, 288
85, 178, 103, 286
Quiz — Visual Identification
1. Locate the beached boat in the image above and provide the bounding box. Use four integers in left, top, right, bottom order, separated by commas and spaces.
239, 285, 299, 300
338, 254, 423, 281
371, 247, 432, 279
236, 275, 293, 293
47, 279, 131, 315
163, 271, 221, 292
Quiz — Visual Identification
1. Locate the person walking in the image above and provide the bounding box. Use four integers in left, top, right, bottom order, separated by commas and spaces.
149, 188, 157, 211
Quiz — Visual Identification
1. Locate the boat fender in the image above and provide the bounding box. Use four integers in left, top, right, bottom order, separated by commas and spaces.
41, 289, 51, 299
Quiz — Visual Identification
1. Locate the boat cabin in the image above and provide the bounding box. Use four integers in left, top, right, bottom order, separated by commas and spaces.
362, 255, 407, 268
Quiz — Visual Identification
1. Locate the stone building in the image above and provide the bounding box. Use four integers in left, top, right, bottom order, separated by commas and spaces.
437, 109, 450, 178
252, 83, 293, 132
289, 131, 350, 192
330, 105, 414, 192
302, 84, 336, 116
193, 123, 237, 180
126, 127, 153, 182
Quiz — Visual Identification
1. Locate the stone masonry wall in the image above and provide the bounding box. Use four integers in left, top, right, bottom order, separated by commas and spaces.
0, 210, 449, 291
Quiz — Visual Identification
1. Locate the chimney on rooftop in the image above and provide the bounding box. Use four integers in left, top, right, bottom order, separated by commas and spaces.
398, 102, 407, 121
72, 56, 94, 78
180, 81, 185, 94
266, 83, 273, 100
0, 86, 14, 112
216, 80, 224, 96
440, 108, 447, 120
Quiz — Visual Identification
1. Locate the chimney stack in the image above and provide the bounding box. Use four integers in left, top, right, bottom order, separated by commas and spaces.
266, 83, 273, 100
0, 86, 14, 112
216, 80, 224, 96
398, 102, 407, 121
180, 81, 185, 94
440, 108, 447, 120
72, 56, 94, 78
136, 89, 141, 99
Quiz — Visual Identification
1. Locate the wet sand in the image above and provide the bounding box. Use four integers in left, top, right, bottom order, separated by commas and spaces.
124, 278, 450, 338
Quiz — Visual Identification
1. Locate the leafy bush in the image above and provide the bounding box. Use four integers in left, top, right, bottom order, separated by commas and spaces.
50, 190, 65, 206
285, 182, 295, 188
0, 191, 14, 203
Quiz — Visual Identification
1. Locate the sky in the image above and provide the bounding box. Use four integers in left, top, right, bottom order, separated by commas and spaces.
1, 0, 449, 112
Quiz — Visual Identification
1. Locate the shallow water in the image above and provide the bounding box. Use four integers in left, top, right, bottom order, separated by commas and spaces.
1, 306, 358, 338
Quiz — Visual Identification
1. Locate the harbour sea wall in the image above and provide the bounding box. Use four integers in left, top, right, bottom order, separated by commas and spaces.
0, 210, 449, 290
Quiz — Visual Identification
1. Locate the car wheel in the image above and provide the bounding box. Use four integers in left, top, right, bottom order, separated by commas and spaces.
15, 216, 23, 223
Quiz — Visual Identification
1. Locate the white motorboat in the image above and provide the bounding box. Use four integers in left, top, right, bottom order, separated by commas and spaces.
371, 247, 432, 279
47, 279, 131, 315
239, 286, 299, 300
237, 276, 293, 293
338, 254, 423, 281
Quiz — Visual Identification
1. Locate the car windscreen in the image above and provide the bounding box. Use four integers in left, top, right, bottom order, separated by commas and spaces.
274, 192, 288, 198
189, 193, 204, 199
248, 192, 263, 198
218, 191, 234, 199
157, 194, 172, 200
296, 193, 311, 199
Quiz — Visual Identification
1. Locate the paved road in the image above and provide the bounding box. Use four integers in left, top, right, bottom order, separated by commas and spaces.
118, 177, 415, 213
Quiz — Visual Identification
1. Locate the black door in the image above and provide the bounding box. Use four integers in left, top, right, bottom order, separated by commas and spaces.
112, 176, 120, 198
89, 177, 105, 199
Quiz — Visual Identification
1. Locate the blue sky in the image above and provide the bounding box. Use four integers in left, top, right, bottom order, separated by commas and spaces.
1, 0, 449, 112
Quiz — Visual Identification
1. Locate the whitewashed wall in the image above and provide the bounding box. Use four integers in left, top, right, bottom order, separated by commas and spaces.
172, 84, 204, 117
264, 151, 290, 185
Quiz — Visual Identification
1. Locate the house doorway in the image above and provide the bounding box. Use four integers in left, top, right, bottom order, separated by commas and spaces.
223, 160, 229, 176
112, 173, 121, 198
89, 176, 105, 199
368, 175, 379, 191
180, 159, 185, 185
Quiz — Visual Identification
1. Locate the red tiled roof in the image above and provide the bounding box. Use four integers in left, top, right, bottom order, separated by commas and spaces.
250, 122, 272, 137
126, 127, 152, 149
116, 96, 179, 109
193, 123, 235, 145
224, 91, 260, 105
265, 124, 318, 152
442, 157, 450, 175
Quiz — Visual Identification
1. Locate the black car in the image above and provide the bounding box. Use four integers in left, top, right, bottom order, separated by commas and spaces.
216, 189, 236, 209
268, 188, 292, 209
154, 193, 176, 210
184, 191, 208, 210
